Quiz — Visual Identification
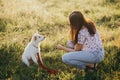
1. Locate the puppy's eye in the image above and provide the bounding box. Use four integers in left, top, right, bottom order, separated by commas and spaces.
39, 36, 41, 38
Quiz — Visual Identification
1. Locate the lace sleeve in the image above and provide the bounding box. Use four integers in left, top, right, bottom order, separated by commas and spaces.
77, 30, 86, 44
67, 40, 74, 49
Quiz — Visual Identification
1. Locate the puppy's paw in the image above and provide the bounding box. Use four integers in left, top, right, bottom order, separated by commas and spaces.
35, 61, 38, 65
26, 63, 30, 67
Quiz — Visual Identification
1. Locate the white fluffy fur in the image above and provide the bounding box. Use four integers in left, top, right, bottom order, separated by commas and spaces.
22, 33, 45, 66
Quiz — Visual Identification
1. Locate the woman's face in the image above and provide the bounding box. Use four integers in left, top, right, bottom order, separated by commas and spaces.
70, 25, 78, 31
70, 24, 79, 30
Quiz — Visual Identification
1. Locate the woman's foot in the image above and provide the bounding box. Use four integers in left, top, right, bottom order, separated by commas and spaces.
85, 63, 97, 72
87, 63, 97, 67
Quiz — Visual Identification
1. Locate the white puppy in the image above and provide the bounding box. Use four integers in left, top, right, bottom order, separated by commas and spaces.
22, 33, 45, 66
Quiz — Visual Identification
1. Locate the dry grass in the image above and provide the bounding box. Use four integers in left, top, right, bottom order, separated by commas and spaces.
0, 0, 120, 80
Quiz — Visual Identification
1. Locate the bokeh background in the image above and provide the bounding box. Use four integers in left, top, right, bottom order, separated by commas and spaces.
0, 0, 120, 80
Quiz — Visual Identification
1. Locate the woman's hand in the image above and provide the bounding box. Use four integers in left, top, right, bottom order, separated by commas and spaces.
56, 44, 65, 50
56, 44, 75, 52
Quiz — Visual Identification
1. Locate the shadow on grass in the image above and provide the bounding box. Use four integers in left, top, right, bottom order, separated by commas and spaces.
0, 42, 120, 80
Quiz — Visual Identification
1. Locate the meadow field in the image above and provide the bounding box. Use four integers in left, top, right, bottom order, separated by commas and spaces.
0, 0, 120, 80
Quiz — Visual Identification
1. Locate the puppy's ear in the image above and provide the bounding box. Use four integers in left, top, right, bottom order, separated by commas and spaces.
34, 36, 37, 41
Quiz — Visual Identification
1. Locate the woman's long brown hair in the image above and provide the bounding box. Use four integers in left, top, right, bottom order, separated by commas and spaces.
69, 11, 96, 44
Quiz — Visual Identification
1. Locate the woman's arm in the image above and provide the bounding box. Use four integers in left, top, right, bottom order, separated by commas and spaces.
56, 44, 83, 52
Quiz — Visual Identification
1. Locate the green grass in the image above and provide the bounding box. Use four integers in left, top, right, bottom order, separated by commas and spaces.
0, 0, 120, 80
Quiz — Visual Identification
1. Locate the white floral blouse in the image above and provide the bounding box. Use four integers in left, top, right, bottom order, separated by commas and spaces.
78, 27, 103, 52
67, 27, 103, 52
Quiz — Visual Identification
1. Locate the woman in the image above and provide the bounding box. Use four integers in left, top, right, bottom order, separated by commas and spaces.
56, 11, 104, 70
